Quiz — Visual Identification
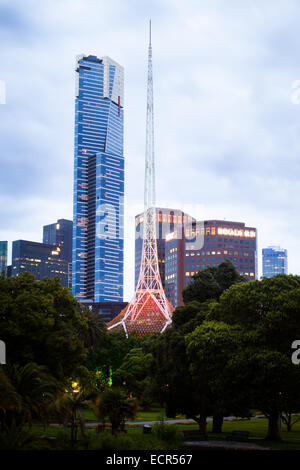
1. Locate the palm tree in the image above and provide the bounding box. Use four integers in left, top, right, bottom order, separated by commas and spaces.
0, 363, 57, 431
55, 381, 93, 448
91, 388, 138, 435
0, 368, 22, 432
0, 421, 49, 450
79, 309, 106, 349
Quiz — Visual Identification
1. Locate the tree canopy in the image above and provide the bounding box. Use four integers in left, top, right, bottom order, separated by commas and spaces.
182, 260, 244, 305
0, 273, 87, 378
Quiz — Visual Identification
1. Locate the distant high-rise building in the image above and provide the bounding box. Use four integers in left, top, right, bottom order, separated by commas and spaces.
43, 219, 73, 263
43, 219, 73, 289
0, 241, 7, 275
12, 240, 68, 286
72, 54, 124, 303
262, 246, 288, 278
165, 220, 257, 307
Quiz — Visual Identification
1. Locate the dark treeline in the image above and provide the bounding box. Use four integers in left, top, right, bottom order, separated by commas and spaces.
1, 262, 300, 448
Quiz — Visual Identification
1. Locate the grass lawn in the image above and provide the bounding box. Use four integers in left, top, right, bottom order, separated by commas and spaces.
176, 417, 300, 450
33, 415, 300, 450
83, 406, 170, 422
127, 416, 300, 450
130, 407, 168, 421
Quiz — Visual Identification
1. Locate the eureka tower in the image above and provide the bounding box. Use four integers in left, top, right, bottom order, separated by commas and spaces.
72, 55, 124, 302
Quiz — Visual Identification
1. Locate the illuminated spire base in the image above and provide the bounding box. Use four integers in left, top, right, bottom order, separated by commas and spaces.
107, 290, 174, 335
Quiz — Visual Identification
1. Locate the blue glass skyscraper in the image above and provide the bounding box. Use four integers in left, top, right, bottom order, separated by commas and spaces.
72, 55, 124, 302
262, 246, 288, 278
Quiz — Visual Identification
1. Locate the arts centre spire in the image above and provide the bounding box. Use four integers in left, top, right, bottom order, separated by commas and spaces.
108, 21, 174, 336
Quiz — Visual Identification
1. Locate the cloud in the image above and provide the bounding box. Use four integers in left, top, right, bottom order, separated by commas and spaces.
0, 0, 300, 299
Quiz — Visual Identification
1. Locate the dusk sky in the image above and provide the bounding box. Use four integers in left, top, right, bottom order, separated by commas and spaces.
1, 0, 300, 299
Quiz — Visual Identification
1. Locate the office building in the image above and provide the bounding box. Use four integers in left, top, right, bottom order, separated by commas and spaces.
165, 220, 257, 307
43, 219, 73, 289
12, 240, 68, 286
0, 241, 7, 275
80, 300, 128, 324
72, 54, 124, 303
134, 208, 194, 289
262, 246, 288, 278
43, 219, 73, 263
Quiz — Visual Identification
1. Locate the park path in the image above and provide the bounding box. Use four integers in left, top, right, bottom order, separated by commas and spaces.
47, 414, 265, 427
183, 440, 268, 451
83, 414, 265, 427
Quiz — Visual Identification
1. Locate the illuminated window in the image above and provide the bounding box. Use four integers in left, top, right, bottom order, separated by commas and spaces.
211, 227, 216, 235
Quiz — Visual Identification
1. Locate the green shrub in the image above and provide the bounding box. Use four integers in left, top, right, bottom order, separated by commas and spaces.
0, 424, 51, 451
79, 430, 171, 450
92, 432, 134, 450
152, 423, 182, 446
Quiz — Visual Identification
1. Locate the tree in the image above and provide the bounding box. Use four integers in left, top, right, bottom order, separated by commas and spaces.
185, 321, 248, 433
172, 300, 212, 334
85, 330, 142, 381
112, 348, 154, 410
55, 380, 94, 448
160, 261, 245, 432
78, 309, 106, 349
151, 328, 208, 430
91, 388, 138, 434
182, 260, 244, 305
0, 273, 87, 378
0, 362, 57, 431
208, 274, 300, 440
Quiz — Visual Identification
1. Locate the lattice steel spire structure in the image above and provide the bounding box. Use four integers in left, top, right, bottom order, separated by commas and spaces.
107, 21, 174, 336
